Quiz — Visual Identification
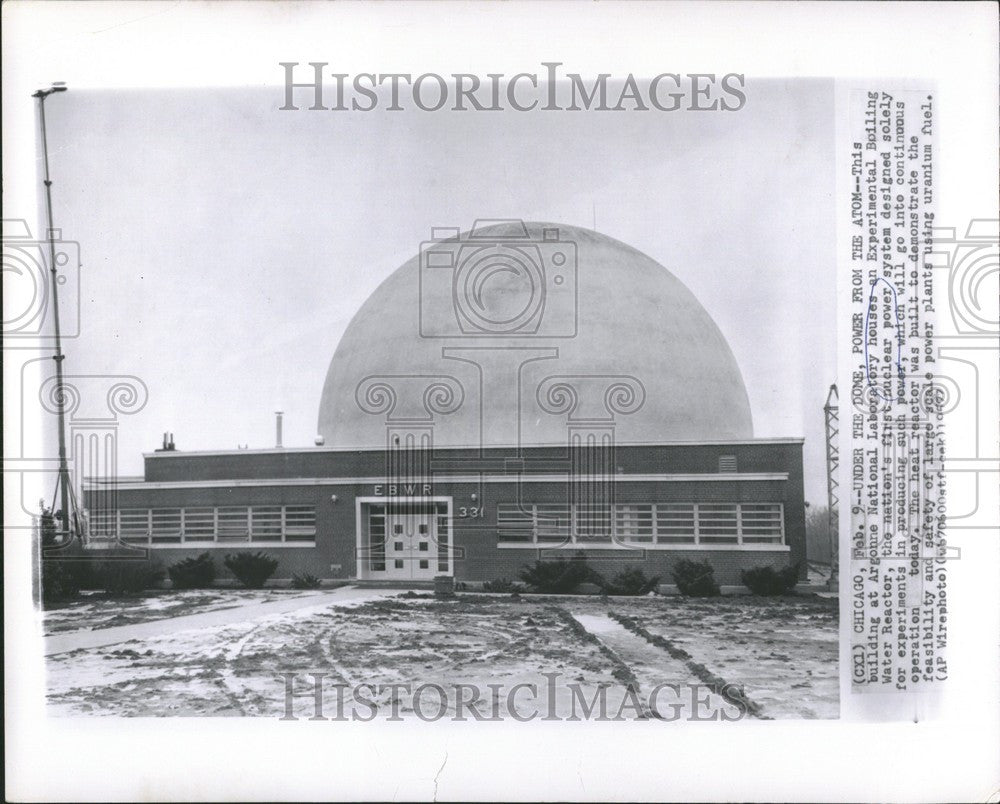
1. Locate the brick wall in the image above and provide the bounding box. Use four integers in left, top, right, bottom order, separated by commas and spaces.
142, 441, 805, 483
87, 440, 807, 583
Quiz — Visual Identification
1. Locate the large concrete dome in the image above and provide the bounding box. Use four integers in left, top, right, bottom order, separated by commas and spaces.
318, 222, 752, 448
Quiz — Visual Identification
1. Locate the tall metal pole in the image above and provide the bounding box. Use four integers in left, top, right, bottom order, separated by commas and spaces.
824, 384, 840, 591
33, 84, 71, 539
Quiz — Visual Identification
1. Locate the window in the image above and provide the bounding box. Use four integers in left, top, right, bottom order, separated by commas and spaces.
284, 506, 316, 541
369, 505, 386, 571
183, 508, 216, 542
394, 559, 404, 569
120, 509, 149, 543
576, 505, 612, 541
419, 560, 429, 569
655, 504, 696, 543
436, 503, 450, 572
696, 503, 739, 544
394, 541, 404, 551
615, 504, 654, 543
418, 524, 428, 535
217, 507, 249, 541
419, 542, 429, 551
89, 508, 116, 537
150, 509, 182, 543
495, 502, 784, 548
497, 503, 534, 542
535, 504, 571, 542
250, 506, 282, 541
93, 504, 319, 547
739, 503, 783, 543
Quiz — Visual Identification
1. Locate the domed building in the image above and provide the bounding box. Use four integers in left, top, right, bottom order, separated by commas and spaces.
84, 222, 805, 587
319, 221, 753, 449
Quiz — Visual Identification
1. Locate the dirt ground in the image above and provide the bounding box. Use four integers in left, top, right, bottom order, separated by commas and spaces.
45, 591, 838, 720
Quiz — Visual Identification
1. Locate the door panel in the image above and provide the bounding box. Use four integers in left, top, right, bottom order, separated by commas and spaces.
383, 505, 440, 580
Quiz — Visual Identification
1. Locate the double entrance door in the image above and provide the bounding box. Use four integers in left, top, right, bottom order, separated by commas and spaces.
384, 504, 439, 580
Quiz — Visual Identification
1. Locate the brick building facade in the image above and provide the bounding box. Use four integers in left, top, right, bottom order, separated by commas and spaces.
83, 438, 805, 586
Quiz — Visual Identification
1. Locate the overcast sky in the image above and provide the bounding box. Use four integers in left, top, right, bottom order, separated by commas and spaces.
38, 78, 836, 503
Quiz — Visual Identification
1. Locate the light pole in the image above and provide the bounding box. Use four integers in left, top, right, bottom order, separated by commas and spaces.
33, 82, 73, 540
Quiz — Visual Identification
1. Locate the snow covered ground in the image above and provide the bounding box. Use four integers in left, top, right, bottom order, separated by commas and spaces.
43, 588, 329, 635
45, 590, 838, 719
603, 595, 839, 718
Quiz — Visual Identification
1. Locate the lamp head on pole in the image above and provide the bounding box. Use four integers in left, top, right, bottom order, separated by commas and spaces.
32, 83, 68, 99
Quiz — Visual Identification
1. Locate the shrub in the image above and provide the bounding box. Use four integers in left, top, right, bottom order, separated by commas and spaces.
671, 559, 720, 597
519, 551, 602, 594
95, 559, 165, 596
291, 572, 322, 589
224, 551, 278, 589
482, 577, 525, 593
39, 507, 60, 547
598, 567, 661, 596
741, 563, 801, 596
168, 552, 216, 589
41, 559, 90, 602
42, 554, 165, 599
38, 506, 90, 602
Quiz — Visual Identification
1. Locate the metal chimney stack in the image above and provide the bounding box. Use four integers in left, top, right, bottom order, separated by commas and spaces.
275, 411, 284, 449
